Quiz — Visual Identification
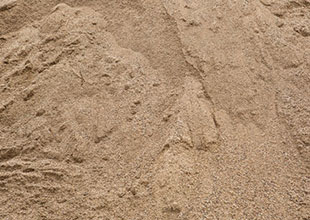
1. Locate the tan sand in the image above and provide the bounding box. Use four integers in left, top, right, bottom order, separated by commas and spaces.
0, 0, 309, 219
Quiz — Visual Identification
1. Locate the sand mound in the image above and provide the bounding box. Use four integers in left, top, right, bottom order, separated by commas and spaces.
0, 1, 309, 219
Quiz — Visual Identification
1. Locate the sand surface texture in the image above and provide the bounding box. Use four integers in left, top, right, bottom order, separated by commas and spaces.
0, 0, 309, 219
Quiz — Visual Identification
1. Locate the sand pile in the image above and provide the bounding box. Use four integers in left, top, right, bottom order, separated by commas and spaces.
0, 0, 309, 219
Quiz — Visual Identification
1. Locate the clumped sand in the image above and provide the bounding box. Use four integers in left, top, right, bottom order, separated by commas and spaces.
0, 0, 309, 219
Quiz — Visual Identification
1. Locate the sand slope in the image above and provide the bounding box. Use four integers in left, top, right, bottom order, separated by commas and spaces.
0, 0, 309, 219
